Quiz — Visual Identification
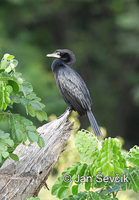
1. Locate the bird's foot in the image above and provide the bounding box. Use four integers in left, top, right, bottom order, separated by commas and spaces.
57, 106, 72, 119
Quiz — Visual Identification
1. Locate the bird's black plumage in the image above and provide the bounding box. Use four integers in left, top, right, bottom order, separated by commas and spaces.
47, 49, 102, 137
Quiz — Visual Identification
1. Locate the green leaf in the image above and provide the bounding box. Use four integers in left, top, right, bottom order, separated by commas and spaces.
1, 54, 10, 69
8, 80, 19, 94
0, 154, 2, 164
22, 81, 33, 95
12, 59, 18, 67
51, 184, 61, 195
77, 163, 88, 178
0, 69, 5, 73
107, 183, 121, 193
63, 191, 87, 200
7, 55, 15, 60
27, 132, 38, 142
10, 114, 24, 142
17, 77, 23, 84
15, 129, 23, 142
128, 168, 139, 192
10, 94, 20, 103
6, 85, 13, 93
36, 110, 47, 121
120, 182, 127, 191
20, 98, 30, 106
30, 101, 42, 110
1, 151, 9, 158
26, 126, 36, 132
85, 180, 91, 191
5, 66, 12, 73
0, 130, 14, 163
6, 138, 14, 146
9, 153, 19, 162
9, 114, 16, 140
0, 81, 7, 111
89, 192, 100, 200
27, 104, 36, 117
127, 146, 139, 167
57, 186, 69, 199
37, 136, 45, 148
0, 131, 10, 139
72, 185, 79, 195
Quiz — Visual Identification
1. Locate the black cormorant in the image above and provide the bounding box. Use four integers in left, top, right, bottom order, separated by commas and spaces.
47, 49, 102, 137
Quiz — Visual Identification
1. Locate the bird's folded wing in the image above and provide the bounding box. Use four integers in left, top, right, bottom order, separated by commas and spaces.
56, 67, 92, 113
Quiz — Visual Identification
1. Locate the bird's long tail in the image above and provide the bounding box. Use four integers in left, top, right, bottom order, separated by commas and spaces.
87, 110, 102, 137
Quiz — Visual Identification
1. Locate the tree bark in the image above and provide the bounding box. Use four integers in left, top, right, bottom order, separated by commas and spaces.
0, 110, 73, 200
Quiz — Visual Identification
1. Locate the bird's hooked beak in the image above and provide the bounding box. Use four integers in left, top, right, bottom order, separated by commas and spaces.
46, 52, 60, 58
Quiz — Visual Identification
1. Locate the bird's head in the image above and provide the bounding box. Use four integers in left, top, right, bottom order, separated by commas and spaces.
46, 49, 76, 66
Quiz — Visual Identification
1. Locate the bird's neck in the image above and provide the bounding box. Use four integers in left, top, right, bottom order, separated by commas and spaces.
51, 59, 63, 72
51, 59, 73, 72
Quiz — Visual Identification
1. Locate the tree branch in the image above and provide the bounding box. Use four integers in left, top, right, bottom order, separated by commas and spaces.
0, 110, 73, 200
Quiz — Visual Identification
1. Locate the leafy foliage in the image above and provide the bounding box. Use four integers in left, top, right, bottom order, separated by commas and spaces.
0, 130, 14, 162
63, 191, 119, 200
92, 137, 126, 176
127, 168, 139, 192
75, 130, 101, 162
52, 130, 139, 199
0, 54, 47, 165
126, 145, 139, 168
9, 114, 43, 145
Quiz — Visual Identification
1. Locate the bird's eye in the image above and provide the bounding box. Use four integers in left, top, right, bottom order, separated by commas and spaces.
57, 52, 60, 55
61, 53, 68, 58
61, 53, 70, 62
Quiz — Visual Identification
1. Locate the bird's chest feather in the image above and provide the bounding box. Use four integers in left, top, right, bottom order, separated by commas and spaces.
53, 64, 70, 84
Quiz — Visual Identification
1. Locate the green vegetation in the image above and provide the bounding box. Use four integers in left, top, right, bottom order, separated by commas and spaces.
0, 0, 139, 199
0, 54, 47, 165
51, 130, 139, 200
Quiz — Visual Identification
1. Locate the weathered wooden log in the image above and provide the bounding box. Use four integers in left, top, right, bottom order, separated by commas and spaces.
0, 110, 73, 200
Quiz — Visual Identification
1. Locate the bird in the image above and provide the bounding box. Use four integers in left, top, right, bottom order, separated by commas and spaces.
47, 49, 102, 137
